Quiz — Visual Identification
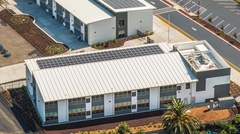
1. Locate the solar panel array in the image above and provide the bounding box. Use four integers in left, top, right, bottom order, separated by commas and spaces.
36, 45, 164, 69
103, 0, 146, 9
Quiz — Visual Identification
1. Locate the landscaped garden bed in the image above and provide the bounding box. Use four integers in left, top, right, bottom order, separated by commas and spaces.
0, 9, 69, 56
91, 31, 154, 50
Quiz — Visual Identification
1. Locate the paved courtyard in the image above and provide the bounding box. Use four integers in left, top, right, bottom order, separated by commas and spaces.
10, 0, 88, 50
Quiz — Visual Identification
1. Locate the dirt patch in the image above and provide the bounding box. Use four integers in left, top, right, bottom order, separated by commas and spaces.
188, 107, 235, 123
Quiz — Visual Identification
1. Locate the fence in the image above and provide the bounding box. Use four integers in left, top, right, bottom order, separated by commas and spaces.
0, 78, 26, 90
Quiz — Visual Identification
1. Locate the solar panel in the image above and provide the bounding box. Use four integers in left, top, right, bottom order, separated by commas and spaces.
36, 45, 164, 69
103, 0, 146, 9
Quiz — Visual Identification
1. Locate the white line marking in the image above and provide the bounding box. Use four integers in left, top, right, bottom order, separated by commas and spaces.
177, 0, 183, 4
237, 32, 240, 36
183, 0, 191, 7
216, 20, 224, 27
219, 3, 236, 5
212, 16, 218, 21
204, 13, 212, 20
192, 27, 197, 31
224, 23, 230, 29
213, 0, 231, 1
236, 13, 240, 15
189, 3, 197, 10
200, 8, 207, 15
224, 6, 237, 8
151, 1, 155, 4
227, 27, 236, 34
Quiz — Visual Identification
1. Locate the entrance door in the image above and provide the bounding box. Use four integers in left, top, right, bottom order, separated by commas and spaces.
118, 30, 125, 38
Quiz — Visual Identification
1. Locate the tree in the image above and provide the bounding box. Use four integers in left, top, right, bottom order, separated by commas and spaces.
233, 32, 238, 39
162, 99, 199, 134
116, 122, 132, 134
208, 17, 212, 23
220, 24, 225, 31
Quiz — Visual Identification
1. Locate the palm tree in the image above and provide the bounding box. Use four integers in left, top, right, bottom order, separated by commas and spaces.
162, 99, 199, 134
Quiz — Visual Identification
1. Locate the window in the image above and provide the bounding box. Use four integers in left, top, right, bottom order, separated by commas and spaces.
132, 92, 136, 97
160, 95, 176, 104
86, 111, 91, 115
92, 105, 104, 114
118, 19, 125, 27
137, 99, 149, 107
132, 104, 136, 109
45, 101, 57, 109
177, 86, 181, 90
186, 83, 191, 89
115, 91, 131, 99
115, 101, 131, 111
92, 95, 104, 102
86, 98, 90, 103
69, 97, 85, 105
137, 89, 149, 96
45, 112, 58, 121
69, 108, 85, 117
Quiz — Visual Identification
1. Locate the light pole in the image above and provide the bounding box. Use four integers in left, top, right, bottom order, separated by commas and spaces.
197, 1, 200, 17
167, 14, 170, 44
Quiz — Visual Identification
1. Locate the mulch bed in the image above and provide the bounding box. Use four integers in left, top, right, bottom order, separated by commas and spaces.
44, 110, 165, 134
230, 81, 240, 98
0, 9, 69, 56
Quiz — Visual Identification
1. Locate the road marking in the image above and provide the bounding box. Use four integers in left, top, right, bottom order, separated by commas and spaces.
199, 7, 207, 15
213, 0, 231, 1
227, 27, 236, 34
183, 0, 191, 7
204, 13, 212, 20
189, 3, 197, 10
216, 20, 224, 27
219, 3, 236, 5
151, 1, 155, 4
224, 23, 230, 29
212, 16, 218, 21
236, 13, 240, 15
177, 0, 183, 4
224, 6, 237, 8
160, 20, 171, 28
237, 32, 240, 36
192, 27, 197, 31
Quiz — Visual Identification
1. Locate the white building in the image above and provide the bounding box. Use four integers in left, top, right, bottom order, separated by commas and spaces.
34, 0, 155, 45
25, 40, 230, 126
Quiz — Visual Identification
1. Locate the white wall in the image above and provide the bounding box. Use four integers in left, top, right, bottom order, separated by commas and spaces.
104, 93, 114, 116
131, 91, 137, 112
176, 83, 191, 104
36, 85, 45, 122
150, 87, 159, 109
192, 75, 230, 103
36, 0, 40, 6
52, 0, 57, 18
127, 10, 153, 36
85, 97, 92, 119
26, 66, 33, 95
81, 23, 85, 41
70, 13, 74, 32
58, 100, 68, 122
88, 17, 116, 45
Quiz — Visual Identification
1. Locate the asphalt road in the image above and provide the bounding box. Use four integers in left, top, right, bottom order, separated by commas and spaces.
147, 0, 240, 68
175, 0, 240, 40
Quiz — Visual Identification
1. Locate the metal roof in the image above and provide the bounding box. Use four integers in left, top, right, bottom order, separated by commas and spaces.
29, 44, 197, 102
55, 0, 114, 24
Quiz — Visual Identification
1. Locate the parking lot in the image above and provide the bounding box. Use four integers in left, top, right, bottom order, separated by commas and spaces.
175, 0, 240, 41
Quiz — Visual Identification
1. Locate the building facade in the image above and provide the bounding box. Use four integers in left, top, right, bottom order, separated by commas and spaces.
33, 0, 155, 45
25, 41, 230, 126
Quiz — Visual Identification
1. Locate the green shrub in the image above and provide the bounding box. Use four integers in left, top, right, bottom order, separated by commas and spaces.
220, 130, 227, 134
136, 128, 145, 134
148, 122, 153, 127
116, 122, 132, 134
100, 130, 107, 134
113, 38, 117, 43
232, 114, 240, 128
45, 44, 64, 55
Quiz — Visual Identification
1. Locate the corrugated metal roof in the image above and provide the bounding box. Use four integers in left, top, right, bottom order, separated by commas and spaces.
55, 0, 114, 24
32, 50, 197, 102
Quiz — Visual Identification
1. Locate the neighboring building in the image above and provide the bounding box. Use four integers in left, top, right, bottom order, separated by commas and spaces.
25, 40, 230, 126
34, 0, 155, 45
